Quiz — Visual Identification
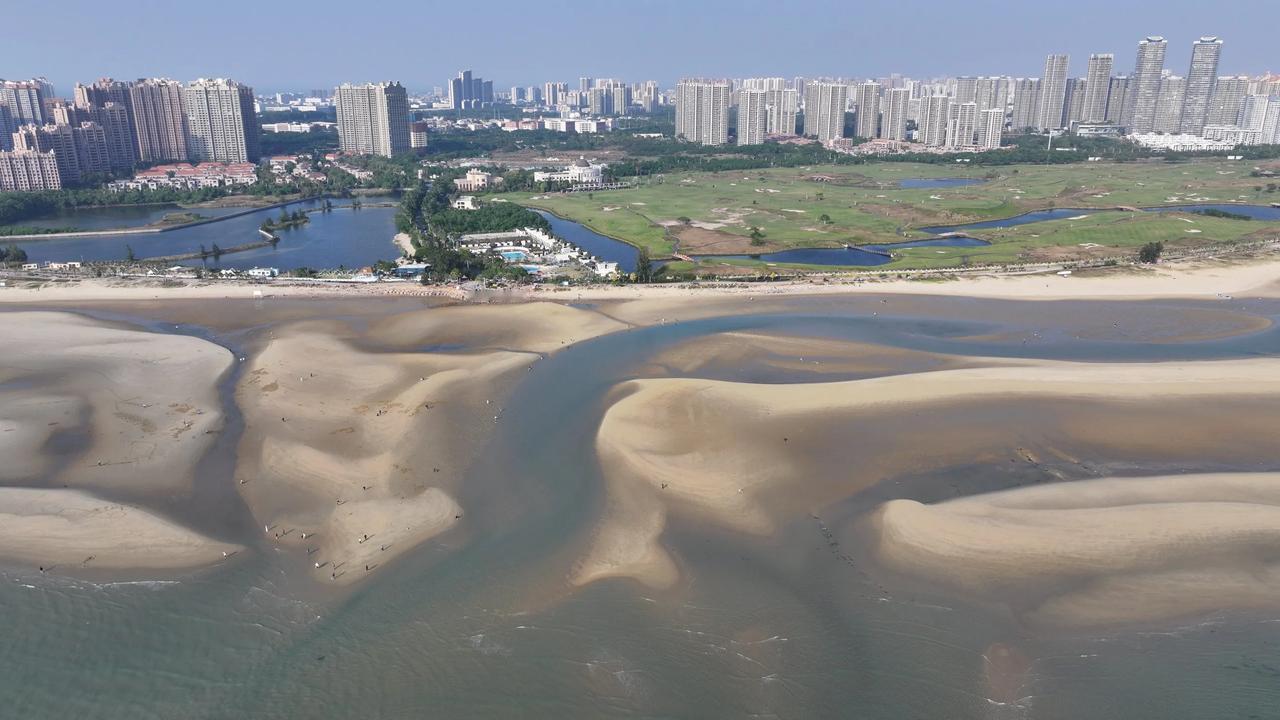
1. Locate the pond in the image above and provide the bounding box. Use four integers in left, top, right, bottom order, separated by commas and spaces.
897, 178, 986, 189
692, 236, 991, 267
17, 200, 400, 271
923, 203, 1280, 235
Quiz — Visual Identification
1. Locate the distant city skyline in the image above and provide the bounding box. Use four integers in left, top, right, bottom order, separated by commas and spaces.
5, 0, 1278, 93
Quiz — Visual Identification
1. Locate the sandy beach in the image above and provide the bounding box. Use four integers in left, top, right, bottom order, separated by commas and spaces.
868, 473, 1280, 629
3, 255, 1280, 310
581, 356, 1280, 589
0, 311, 232, 494
0, 487, 242, 571
234, 303, 626, 585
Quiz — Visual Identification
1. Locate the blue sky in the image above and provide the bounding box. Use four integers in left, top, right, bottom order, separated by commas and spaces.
5, 0, 1276, 93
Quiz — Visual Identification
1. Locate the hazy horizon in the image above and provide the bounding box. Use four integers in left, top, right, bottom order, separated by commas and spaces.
5, 0, 1279, 94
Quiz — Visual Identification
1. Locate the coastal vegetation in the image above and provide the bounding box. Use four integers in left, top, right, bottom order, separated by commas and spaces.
1138, 241, 1165, 263
0, 243, 28, 262
395, 181, 531, 281
260, 209, 311, 232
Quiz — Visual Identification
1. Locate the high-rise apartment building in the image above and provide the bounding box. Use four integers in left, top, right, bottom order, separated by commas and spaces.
74, 78, 137, 170
742, 77, 787, 92
182, 79, 259, 162
1179, 36, 1223, 134
0, 80, 47, 126
675, 79, 731, 146
1105, 76, 1130, 124
1037, 54, 1070, 130
973, 77, 1005, 112
946, 102, 978, 147
0, 106, 13, 151
1064, 78, 1088, 125
737, 90, 768, 146
803, 81, 847, 143
1082, 54, 1114, 123
1154, 76, 1187, 133
409, 121, 429, 150
0, 149, 61, 190
977, 108, 1004, 150
449, 70, 492, 110
918, 94, 950, 146
854, 82, 880, 138
1123, 36, 1168, 133
766, 89, 798, 136
1206, 75, 1250, 126
954, 77, 978, 105
129, 79, 188, 163
587, 88, 612, 116
12, 122, 109, 185
880, 88, 910, 140
1011, 78, 1041, 130
543, 82, 565, 106
334, 82, 411, 157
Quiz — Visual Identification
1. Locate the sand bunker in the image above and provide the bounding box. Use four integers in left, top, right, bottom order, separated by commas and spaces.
867, 473, 1280, 629
0, 311, 231, 493
0, 487, 241, 571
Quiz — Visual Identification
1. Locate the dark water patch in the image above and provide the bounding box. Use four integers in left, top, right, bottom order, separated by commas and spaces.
1146, 203, 1280, 220
20, 200, 397, 271
898, 177, 986, 189
877, 236, 990, 249
6, 203, 244, 232
923, 203, 1280, 236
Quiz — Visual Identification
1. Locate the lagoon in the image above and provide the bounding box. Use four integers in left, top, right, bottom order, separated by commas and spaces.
17, 199, 399, 271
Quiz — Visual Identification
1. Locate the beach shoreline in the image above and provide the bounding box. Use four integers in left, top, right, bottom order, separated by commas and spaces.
3, 254, 1280, 306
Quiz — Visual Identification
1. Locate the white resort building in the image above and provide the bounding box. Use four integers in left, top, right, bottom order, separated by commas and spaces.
532, 157, 605, 184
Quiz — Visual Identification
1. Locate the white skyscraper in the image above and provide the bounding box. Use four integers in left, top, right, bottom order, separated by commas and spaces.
1179, 36, 1223, 134
946, 102, 978, 147
675, 79, 731, 146
1124, 36, 1168, 133
804, 81, 848, 143
1206, 75, 1250, 126
182, 78, 259, 162
854, 82, 881, 138
918, 94, 950, 146
1011, 78, 1041, 130
334, 82, 411, 157
1106, 76, 1130, 124
880, 88, 910, 140
1082, 54, 1114, 123
766, 89, 798, 136
737, 90, 768, 146
1037, 54, 1070, 130
1154, 76, 1187, 133
977, 108, 1004, 150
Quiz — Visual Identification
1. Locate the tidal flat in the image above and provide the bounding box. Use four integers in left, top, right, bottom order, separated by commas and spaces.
2, 291, 1280, 719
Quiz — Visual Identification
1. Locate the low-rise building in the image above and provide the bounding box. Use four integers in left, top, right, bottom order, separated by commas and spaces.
452, 195, 478, 210
453, 168, 502, 192
1127, 133, 1235, 152
107, 161, 257, 191
532, 157, 605, 184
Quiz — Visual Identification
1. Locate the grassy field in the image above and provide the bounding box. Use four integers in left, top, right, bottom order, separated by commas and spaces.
507, 159, 1280, 271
